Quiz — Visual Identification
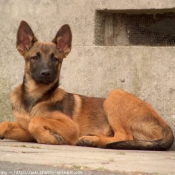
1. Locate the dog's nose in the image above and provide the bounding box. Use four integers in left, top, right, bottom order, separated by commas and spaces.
40, 69, 51, 77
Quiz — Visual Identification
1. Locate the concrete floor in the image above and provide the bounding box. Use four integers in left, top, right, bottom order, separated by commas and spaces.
0, 140, 175, 175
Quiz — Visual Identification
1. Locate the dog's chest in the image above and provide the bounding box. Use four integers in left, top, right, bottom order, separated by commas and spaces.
12, 100, 46, 130
10, 86, 37, 129
14, 110, 31, 129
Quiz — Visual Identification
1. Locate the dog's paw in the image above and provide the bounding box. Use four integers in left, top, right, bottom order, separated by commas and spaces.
53, 134, 64, 145
77, 137, 91, 147
77, 136, 99, 147
44, 126, 65, 145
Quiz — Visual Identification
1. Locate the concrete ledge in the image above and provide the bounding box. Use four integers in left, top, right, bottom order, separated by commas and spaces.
0, 140, 175, 175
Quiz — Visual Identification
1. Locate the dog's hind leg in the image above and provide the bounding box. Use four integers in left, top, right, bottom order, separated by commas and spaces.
78, 128, 133, 147
78, 89, 170, 149
0, 122, 34, 142
28, 115, 79, 145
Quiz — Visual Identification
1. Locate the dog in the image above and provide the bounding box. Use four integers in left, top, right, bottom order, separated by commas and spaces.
0, 21, 174, 150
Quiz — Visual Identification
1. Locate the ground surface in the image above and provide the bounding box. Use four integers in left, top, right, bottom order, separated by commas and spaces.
0, 140, 175, 175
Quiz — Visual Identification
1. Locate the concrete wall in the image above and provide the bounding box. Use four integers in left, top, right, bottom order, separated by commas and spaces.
0, 0, 175, 149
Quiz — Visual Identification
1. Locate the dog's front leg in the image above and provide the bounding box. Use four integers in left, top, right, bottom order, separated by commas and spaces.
0, 121, 34, 142
28, 112, 79, 145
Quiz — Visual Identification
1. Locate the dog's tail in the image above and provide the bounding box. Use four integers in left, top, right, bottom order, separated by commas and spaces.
106, 126, 174, 151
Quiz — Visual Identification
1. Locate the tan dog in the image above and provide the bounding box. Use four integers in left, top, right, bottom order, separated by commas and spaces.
0, 21, 174, 150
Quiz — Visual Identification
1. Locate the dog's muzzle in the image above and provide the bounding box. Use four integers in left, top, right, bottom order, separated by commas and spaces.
32, 68, 56, 85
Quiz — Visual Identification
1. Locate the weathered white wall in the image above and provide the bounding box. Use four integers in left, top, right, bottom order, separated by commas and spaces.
0, 0, 175, 149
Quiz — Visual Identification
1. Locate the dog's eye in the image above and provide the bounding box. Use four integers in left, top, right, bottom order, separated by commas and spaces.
51, 54, 59, 62
51, 57, 58, 61
31, 56, 39, 61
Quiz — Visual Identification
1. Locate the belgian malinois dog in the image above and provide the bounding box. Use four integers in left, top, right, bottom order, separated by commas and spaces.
0, 21, 174, 150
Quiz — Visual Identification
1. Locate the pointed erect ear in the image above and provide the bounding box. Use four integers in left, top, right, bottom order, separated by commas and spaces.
16, 21, 38, 56
52, 24, 72, 58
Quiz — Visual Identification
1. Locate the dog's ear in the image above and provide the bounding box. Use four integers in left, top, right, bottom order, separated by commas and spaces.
52, 24, 72, 58
16, 21, 37, 56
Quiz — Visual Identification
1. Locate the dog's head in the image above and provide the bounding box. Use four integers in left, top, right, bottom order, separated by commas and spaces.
16, 21, 72, 85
